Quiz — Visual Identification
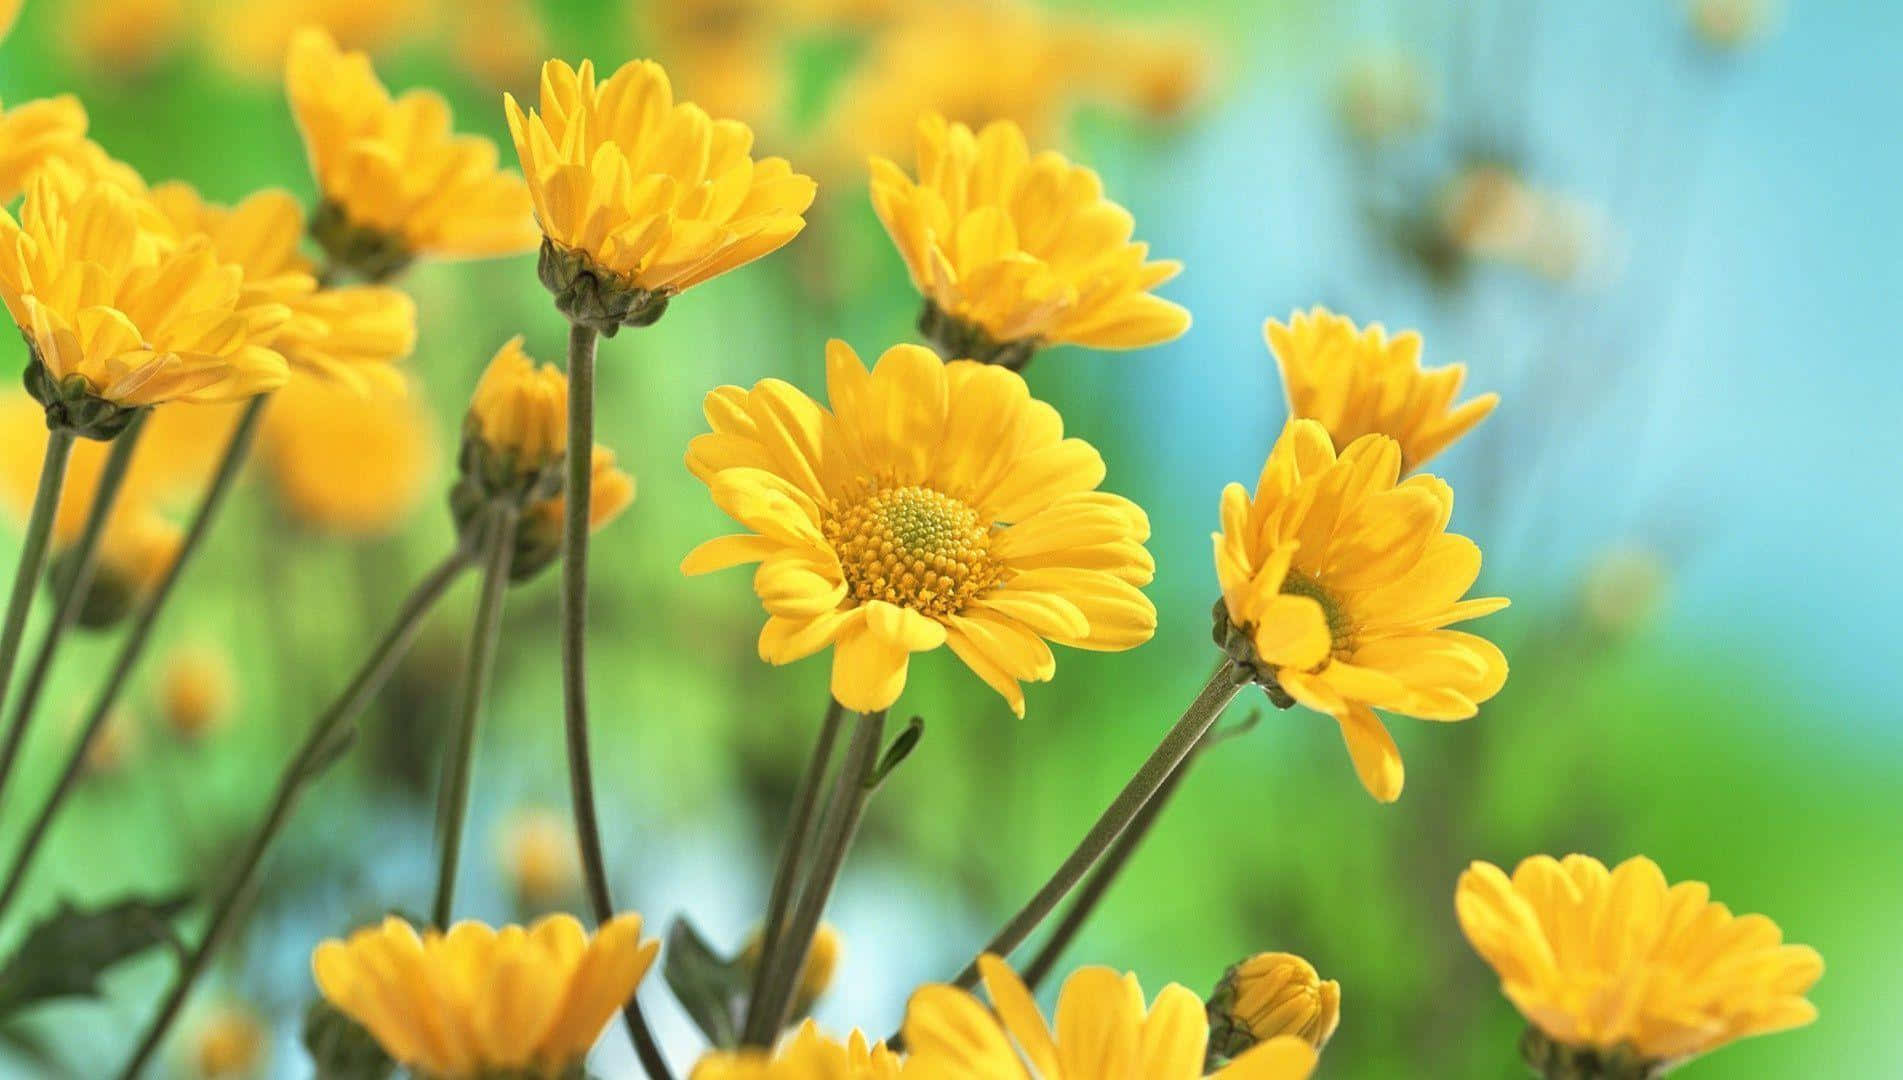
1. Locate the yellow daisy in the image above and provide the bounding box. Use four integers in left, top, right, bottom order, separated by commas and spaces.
1206, 952, 1341, 1057
0, 95, 88, 204
286, 27, 538, 278
1457, 855, 1823, 1072
504, 56, 817, 332
311, 913, 659, 1080
1212, 418, 1508, 802
1267, 307, 1497, 472
690, 1021, 899, 1080
902, 955, 1318, 1080
870, 113, 1190, 368
683, 340, 1156, 716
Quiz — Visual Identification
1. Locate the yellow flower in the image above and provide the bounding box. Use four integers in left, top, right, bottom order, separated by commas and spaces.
1206, 952, 1340, 1058
259, 375, 436, 536
513, 444, 636, 580
690, 1021, 899, 1080
213, 0, 436, 79
65, 0, 186, 75
451, 0, 546, 91
683, 341, 1156, 716
1456, 855, 1823, 1070
1266, 308, 1497, 472
504, 56, 817, 331
871, 114, 1190, 366
159, 644, 235, 740
741, 922, 842, 1018
0, 95, 88, 203
187, 1002, 269, 1078
1212, 419, 1508, 802
311, 913, 659, 1080
500, 808, 580, 907
641, 0, 790, 127
902, 955, 1318, 1080
287, 27, 537, 277
468, 336, 567, 473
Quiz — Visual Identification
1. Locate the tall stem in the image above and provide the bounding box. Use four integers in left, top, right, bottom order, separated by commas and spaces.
946, 662, 1249, 990
740, 698, 845, 1043
0, 412, 147, 809
745, 709, 886, 1045
0, 399, 266, 921
117, 544, 476, 1078
429, 506, 516, 929
559, 324, 673, 1080
0, 428, 74, 724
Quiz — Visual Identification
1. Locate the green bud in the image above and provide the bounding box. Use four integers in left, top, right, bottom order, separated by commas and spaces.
1209, 599, 1296, 708
536, 238, 670, 336
1519, 1027, 1672, 1080
917, 299, 1038, 371
22, 355, 142, 441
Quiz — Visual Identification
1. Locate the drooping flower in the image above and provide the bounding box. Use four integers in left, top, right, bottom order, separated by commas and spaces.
259, 375, 436, 537
902, 955, 1319, 1080
158, 643, 235, 739
1212, 419, 1508, 802
1266, 307, 1497, 472
690, 1020, 900, 1080
871, 113, 1190, 368
286, 27, 537, 279
1205, 952, 1341, 1059
0, 95, 88, 203
1457, 855, 1823, 1075
311, 913, 659, 1080
504, 56, 817, 332
683, 341, 1156, 716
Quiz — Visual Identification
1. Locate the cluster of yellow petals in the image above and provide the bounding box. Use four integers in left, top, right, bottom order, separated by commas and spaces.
902, 955, 1318, 1080
468, 336, 567, 470
871, 114, 1190, 354
312, 913, 659, 1080
1217, 952, 1341, 1050
1267, 307, 1498, 473
0, 94, 89, 204
259, 376, 436, 536
1214, 419, 1508, 802
286, 28, 539, 262
505, 57, 818, 294
683, 341, 1156, 716
1456, 855, 1823, 1064
690, 1021, 899, 1080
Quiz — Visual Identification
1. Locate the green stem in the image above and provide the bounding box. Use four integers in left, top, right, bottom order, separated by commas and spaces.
429, 505, 517, 929
0, 412, 146, 811
0, 398, 266, 922
116, 543, 477, 1079
0, 429, 74, 725
745, 709, 887, 1044
559, 323, 674, 1080
740, 698, 845, 1044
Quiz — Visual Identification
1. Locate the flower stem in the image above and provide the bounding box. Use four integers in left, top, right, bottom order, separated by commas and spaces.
116, 543, 477, 1079
0, 428, 74, 728
429, 505, 517, 929
559, 323, 674, 1080
0, 411, 147, 810
947, 661, 1249, 990
0, 398, 267, 922
745, 709, 887, 1045
739, 698, 845, 1045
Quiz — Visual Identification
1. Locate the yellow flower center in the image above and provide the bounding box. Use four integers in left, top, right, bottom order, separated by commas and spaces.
825, 484, 1005, 619
1280, 570, 1354, 654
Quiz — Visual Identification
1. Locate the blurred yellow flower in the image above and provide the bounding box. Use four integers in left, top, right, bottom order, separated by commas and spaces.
515, 444, 636, 580
500, 808, 580, 907
468, 336, 567, 474
1206, 952, 1340, 1058
504, 57, 817, 330
1057, 21, 1217, 123
311, 913, 659, 1080
186, 1002, 268, 1078
1213, 419, 1508, 802
287, 27, 537, 278
65, 0, 186, 75
259, 375, 436, 537
902, 955, 1319, 1080
0, 0, 18, 41
215, 0, 436, 79
1689, 0, 1775, 50
641, 0, 789, 128
159, 643, 235, 740
741, 921, 842, 1018
685, 341, 1156, 716
77, 705, 138, 775
690, 1020, 899, 1080
1266, 307, 1497, 472
871, 114, 1190, 366
451, 0, 546, 91
0, 95, 87, 203
1457, 855, 1823, 1070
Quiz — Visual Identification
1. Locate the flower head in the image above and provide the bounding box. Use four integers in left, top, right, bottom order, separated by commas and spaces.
1267, 308, 1497, 472
260, 375, 436, 537
287, 27, 538, 278
691, 1021, 900, 1080
512, 444, 635, 581
0, 95, 88, 203
505, 57, 817, 333
500, 808, 580, 907
684, 341, 1156, 716
1213, 419, 1508, 802
311, 913, 659, 1080
871, 113, 1189, 367
159, 644, 235, 740
1206, 952, 1340, 1060
1457, 855, 1823, 1071
902, 955, 1318, 1080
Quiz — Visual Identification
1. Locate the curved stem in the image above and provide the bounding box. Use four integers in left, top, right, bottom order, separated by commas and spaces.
429, 506, 517, 929
0, 399, 267, 922
0, 412, 146, 810
0, 429, 74, 727
745, 709, 887, 1045
116, 544, 476, 1078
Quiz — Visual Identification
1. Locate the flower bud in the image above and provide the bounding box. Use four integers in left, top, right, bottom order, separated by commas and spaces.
1205, 952, 1340, 1064
451, 338, 570, 534
160, 645, 235, 740
740, 921, 842, 1020
500, 808, 579, 908
187, 1002, 268, 1078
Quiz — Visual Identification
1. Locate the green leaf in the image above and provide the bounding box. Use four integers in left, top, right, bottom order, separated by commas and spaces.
0, 892, 192, 1019
867, 716, 925, 790
662, 916, 744, 1050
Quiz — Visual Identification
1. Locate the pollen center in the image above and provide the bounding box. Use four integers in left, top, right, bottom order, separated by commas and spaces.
824, 484, 1004, 619
1280, 570, 1354, 654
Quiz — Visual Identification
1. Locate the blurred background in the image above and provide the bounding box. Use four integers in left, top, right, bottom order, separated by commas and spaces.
2, 0, 1899, 1076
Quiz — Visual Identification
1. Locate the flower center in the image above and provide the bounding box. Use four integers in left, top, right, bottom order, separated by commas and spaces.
824, 484, 1004, 619
1280, 570, 1354, 655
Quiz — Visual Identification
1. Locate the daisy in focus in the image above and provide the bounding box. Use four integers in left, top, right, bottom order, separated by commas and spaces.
684, 340, 1156, 716
1213, 419, 1508, 802
690, 1020, 899, 1080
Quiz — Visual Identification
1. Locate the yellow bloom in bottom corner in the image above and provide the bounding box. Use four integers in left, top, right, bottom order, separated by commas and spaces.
312, 913, 659, 1080
1456, 855, 1823, 1070
903, 956, 1317, 1080
691, 1021, 899, 1080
